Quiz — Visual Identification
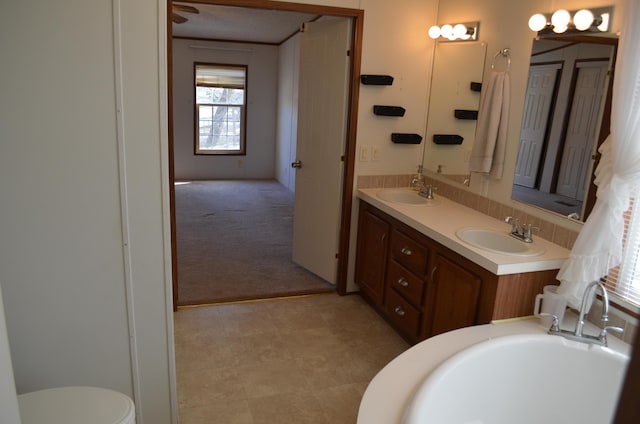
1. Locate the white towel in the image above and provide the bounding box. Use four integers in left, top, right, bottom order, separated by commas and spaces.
469, 71, 510, 179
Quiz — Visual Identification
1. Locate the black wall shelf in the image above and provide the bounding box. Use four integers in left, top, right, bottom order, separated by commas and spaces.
374, 105, 406, 117
433, 134, 464, 145
360, 74, 394, 85
391, 133, 423, 144
454, 109, 478, 120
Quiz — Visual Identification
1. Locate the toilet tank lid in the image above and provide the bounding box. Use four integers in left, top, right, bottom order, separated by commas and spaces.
18, 386, 135, 424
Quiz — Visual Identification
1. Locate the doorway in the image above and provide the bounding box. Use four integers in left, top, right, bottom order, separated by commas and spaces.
167, 1, 363, 308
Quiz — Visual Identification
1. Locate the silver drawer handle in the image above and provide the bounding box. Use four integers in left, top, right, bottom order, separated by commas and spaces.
397, 277, 409, 287
394, 306, 405, 316
400, 247, 412, 256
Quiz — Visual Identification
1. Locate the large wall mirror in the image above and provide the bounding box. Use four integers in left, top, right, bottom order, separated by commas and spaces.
422, 42, 487, 183
511, 35, 617, 221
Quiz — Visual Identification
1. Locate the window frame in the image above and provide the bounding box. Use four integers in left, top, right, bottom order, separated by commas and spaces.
193, 62, 248, 156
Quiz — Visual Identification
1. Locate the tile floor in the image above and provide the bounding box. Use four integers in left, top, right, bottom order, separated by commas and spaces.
174, 293, 410, 423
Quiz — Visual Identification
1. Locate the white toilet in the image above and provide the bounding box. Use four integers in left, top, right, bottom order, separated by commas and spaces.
1, 285, 135, 424
17, 386, 135, 424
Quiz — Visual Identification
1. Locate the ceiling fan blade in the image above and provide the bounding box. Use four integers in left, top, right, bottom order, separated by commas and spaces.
172, 13, 188, 24
173, 5, 199, 14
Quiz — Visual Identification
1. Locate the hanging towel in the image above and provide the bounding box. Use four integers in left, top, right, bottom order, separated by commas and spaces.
469, 70, 510, 179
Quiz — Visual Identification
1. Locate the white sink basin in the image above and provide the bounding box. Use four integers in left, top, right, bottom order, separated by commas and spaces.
403, 334, 629, 424
376, 189, 437, 206
456, 227, 545, 256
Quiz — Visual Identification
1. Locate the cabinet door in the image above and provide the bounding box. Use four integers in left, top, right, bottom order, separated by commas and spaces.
355, 207, 390, 305
428, 254, 481, 337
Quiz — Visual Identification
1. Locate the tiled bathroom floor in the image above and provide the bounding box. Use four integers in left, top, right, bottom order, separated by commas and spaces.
174, 293, 410, 423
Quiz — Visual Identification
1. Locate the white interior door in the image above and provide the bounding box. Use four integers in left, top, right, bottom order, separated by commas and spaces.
514, 64, 560, 187
292, 18, 350, 284
556, 61, 609, 199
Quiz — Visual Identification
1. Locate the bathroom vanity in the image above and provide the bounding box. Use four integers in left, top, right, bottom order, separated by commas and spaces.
355, 188, 570, 344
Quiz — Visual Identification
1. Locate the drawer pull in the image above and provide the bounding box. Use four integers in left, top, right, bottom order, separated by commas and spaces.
397, 277, 409, 287
400, 246, 413, 256
431, 266, 438, 281
394, 306, 406, 316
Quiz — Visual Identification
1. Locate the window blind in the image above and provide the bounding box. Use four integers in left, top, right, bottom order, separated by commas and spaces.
603, 193, 640, 309
195, 65, 245, 89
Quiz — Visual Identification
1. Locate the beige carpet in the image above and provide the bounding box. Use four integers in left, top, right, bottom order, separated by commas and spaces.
175, 180, 334, 306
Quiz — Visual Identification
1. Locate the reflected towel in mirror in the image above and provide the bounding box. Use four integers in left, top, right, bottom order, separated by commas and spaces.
469, 70, 510, 179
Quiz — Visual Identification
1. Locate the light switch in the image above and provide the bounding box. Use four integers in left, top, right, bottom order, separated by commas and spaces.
372, 147, 381, 161
360, 145, 370, 162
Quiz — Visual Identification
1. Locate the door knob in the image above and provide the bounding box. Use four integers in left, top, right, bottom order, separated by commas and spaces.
291, 160, 302, 169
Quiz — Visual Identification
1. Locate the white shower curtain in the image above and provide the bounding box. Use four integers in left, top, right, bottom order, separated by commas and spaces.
557, 0, 640, 308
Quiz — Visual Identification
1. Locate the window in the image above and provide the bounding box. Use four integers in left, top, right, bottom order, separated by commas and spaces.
603, 191, 640, 310
194, 63, 247, 155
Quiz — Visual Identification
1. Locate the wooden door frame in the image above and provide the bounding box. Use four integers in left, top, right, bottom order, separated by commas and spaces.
167, 0, 364, 310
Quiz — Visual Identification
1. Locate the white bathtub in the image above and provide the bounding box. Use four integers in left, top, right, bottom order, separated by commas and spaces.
357, 319, 632, 424
403, 334, 629, 424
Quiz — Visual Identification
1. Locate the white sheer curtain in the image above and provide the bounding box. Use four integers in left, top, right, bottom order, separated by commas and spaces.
556, 0, 640, 308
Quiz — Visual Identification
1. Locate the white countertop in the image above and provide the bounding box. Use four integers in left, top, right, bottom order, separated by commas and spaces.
358, 188, 570, 275
357, 316, 631, 424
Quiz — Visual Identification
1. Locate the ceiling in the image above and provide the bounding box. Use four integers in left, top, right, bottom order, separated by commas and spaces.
171, 2, 320, 44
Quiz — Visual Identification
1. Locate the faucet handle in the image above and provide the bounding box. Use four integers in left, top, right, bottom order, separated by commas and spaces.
598, 325, 624, 345
504, 216, 522, 234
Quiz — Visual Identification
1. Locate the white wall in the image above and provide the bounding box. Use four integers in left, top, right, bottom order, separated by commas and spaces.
276, 34, 301, 192
0, 0, 175, 423
355, 0, 439, 176
172, 39, 278, 180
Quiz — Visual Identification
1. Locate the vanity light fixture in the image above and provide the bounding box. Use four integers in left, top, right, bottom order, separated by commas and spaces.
528, 6, 612, 35
428, 21, 479, 42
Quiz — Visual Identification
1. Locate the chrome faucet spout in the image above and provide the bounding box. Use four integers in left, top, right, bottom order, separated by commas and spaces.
575, 281, 608, 337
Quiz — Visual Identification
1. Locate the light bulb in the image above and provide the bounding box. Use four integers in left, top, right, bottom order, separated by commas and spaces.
598, 13, 610, 32
428, 25, 441, 39
440, 24, 453, 39
553, 24, 568, 34
528, 14, 547, 32
453, 24, 468, 39
551, 9, 571, 29
573, 9, 594, 31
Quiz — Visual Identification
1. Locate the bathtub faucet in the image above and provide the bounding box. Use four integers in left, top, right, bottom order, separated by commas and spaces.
543, 281, 623, 347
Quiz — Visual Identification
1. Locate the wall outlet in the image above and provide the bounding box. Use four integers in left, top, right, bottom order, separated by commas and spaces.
237, 159, 244, 168
360, 145, 370, 162
372, 146, 381, 161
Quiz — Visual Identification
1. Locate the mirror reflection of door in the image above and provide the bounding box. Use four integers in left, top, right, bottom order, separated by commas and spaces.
556, 60, 610, 200
512, 37, 616, 221
514, 63, 561, 188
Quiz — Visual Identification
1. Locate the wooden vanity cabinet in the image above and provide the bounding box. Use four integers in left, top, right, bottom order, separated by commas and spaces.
355, 204, 390, 305
355, 200, 559, 344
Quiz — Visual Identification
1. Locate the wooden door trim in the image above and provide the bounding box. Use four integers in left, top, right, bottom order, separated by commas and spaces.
167, 1, 363, 307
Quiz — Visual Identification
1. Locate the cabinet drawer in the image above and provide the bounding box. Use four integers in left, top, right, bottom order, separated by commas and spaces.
390, 229, 429, 275
387, 260, 425, 307
384, 288, 421, 338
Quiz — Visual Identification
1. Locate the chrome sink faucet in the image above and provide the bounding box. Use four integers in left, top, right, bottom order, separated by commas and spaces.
540, 281, 623, 347
504, 216, 536, 243
418, 183, 434, 200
